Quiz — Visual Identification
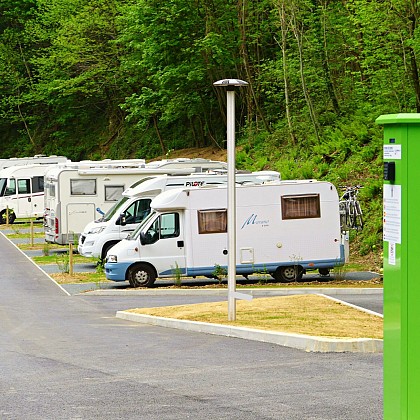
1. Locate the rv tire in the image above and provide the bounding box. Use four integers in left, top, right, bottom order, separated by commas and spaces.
0, 210, 15, 224
273, 266, 303, 283
128, 264, 156, 288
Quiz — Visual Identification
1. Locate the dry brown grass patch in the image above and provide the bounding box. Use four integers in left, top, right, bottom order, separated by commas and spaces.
127, 294, 383, 339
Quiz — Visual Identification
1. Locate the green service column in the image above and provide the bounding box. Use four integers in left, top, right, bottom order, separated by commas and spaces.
376, 113, 420, 420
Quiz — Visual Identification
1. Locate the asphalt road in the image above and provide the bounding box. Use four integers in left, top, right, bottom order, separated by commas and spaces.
0, 233, 382, 419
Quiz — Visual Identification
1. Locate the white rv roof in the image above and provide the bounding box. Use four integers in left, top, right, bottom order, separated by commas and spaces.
43, 159, 151, 179
0, 163, 59, 177
145, 158, 227, 170
122, 171, 281, 198
0, 155, 70, 169
151, 180, 337, 211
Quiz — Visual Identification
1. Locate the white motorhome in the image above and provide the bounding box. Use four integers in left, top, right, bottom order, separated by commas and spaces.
0, 154, 70, 170
78, 171, 280, 260
105, 180, 347, 287
44, 158, 228, 245
0, 164, 60, 223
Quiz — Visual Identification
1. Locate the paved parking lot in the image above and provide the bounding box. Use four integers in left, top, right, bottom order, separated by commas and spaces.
1, 230, 383, 419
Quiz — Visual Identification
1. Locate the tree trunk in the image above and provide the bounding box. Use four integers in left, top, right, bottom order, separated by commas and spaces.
290, 7, 320, 142
153, 115, 166, 155
276, 1, 296, 145
238, 0, 272, 133
313, 0, 340, 114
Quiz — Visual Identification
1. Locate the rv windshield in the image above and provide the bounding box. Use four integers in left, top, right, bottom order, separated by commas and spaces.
0, 178, 6, 197
130, 211, 156, 240
102, 196, 129, 222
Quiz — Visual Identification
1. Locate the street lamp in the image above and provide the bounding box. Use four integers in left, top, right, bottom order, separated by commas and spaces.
213, 78, 248, 321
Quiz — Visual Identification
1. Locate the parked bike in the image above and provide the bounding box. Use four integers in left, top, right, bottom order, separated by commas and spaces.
339, 185, 363, 231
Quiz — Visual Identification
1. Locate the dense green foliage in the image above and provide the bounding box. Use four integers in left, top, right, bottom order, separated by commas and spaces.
2, 0, 419, 261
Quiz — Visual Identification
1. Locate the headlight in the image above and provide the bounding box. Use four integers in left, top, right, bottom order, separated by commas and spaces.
88, 226, 105, 234
107, 255, 118, 263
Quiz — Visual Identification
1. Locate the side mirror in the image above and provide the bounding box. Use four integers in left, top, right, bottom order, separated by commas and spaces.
139, 231, 149, 245
119, 213, 127, 226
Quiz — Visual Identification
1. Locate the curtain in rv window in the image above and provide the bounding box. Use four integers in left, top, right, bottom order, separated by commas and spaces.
281, 194, 320, 219
104, 185, 124, 201
198, 209, 227, 234
70, 179, 96, 195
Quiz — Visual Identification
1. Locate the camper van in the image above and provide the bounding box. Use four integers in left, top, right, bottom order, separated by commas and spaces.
0, 155, 69, 170
0, 164, 61, 223
44, 158, 228, 245
105, 180, 346, 287
78, 171, 280, 260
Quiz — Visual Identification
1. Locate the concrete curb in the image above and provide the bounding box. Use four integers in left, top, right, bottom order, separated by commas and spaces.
116, 310, 383, 354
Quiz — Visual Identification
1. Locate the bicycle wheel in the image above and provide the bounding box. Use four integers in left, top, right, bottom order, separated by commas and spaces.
347, 200, 356, 229
354, 201, 363, 231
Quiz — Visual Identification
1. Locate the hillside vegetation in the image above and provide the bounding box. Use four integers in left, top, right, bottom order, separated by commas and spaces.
2, 0, 415, 269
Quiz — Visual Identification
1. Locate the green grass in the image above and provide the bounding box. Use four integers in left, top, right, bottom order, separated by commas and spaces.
50, 272, 109, 284
6, 233, 45, 238
32, 254, 93, 265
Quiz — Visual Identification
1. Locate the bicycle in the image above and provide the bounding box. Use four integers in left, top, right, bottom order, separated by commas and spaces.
339, 185, 363, 231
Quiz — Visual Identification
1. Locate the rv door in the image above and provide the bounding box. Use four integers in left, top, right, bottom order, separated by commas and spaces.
139, 212, 186, 276
16, 178, 33, 217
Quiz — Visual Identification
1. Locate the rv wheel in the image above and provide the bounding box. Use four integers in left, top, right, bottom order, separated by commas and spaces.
273, 266, 303, 283
0, 210, 15, 224
318, 268, 330, 276
128, 264, 156, 288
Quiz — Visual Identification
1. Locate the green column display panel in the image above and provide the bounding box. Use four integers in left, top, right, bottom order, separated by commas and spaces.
376, 113, 420, 420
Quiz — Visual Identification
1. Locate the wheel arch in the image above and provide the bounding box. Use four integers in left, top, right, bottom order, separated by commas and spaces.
101, 240, 120, 260
127, 261, 158, 281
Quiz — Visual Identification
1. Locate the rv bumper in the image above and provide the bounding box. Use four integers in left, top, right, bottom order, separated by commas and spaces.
78, 242, 96, 258
105, 262, 131, 282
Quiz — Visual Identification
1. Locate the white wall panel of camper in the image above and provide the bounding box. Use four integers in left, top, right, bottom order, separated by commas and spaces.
105, 180, 347, 288
44, 158, 228, 245
0, 164, 60, 224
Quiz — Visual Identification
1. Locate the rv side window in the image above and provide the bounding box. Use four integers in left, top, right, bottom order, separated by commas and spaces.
105, 185, 124, 201
281, 194, 321, 219
5, 179, 16, 196
45, 182, 55, 197
144, 212, 179, 243
198, 209, 227, 234
124, 199, 152, 224
70, 179, 96, 195
0, 178, 6, 196
17, 179, 30, 194
160, 213, 179, 238
32, 176, 44, 193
